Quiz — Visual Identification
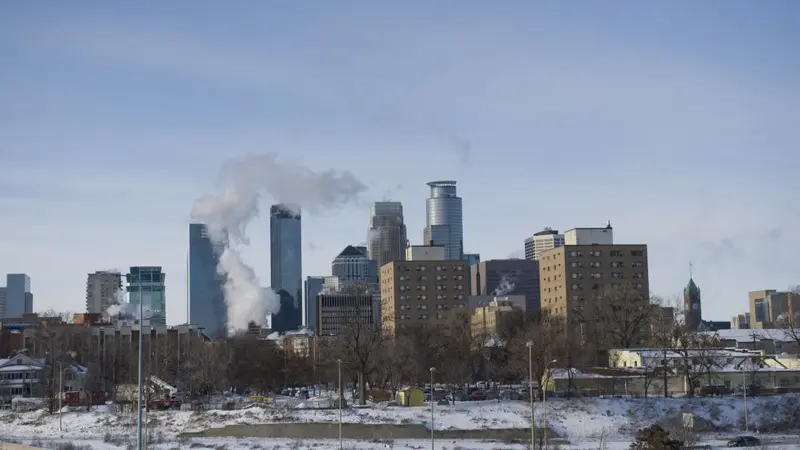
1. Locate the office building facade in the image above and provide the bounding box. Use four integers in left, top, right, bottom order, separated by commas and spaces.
368, 202, 408, 268
332, 245, 378, 286
86, 271, 123, 314
126, 266, 166, 326
303, 276, 325, 331
316, 293, 375, 336
564, 224, 614, 246
470, 259, 541, 312
749, 290, 800, 328
539, 244, 649, 329
4, 274, 32, 318
380, 253, 470, 337
270, 204, 303, 332
189, 223, 228, 337
423, 181, 464, 260
524, 228, 565, 261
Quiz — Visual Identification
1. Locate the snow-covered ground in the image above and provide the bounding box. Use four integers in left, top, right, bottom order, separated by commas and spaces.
6, 437, 800, 450
1, 395, 799, 447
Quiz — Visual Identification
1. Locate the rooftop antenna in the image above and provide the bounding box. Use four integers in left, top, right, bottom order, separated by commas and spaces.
689, 260, 693, 279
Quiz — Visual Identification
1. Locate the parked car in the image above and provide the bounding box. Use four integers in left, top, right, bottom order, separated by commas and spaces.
470, 390, 486, 401
726, 436, 762, 447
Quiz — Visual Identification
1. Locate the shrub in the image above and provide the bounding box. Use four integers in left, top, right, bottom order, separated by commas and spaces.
629, 424, 682, 450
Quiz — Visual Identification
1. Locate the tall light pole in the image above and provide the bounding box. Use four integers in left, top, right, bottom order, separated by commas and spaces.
58, 362, 63, 432
526, 342, 535, 450
137, 287, 144, 450
543, 359, 557, 450
430, 367, 436, 450
742, 368, 748, 432
337, 359, 343, 450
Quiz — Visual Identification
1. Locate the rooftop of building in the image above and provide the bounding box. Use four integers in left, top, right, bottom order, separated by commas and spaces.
336, 245, 367, 258
533, 227, 560, 236
701, 328, 796, 343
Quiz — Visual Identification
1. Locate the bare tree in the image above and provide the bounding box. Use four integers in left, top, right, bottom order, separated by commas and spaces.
438, 310, 480, 399
502, 312, 568, 399
329, 302, 385, 405
186, 341, 231, 402
586, 284, 654, 349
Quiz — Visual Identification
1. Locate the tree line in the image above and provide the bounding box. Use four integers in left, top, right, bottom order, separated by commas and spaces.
16, 285, 800, 413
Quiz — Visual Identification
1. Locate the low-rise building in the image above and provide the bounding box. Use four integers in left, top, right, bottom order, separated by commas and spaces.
470, 298, 520, 339
700, 328, 798, 355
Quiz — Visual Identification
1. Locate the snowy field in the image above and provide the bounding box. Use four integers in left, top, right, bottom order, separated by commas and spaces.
1, 395, 799, 448
6, 437, 800, 450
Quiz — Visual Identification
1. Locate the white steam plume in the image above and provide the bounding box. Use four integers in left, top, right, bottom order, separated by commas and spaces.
367, 228, 381, 243
190, 153, 368, 335
492, 273, 517, 296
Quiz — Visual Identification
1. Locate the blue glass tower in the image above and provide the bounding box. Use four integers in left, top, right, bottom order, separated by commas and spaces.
423, 181, 464, 260
126, 266, 166, 326
270, 204, 302, 332
189, 223, 227, 337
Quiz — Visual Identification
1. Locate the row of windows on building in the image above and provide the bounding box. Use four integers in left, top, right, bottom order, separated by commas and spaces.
397, 310, 464, 320
398, 303, 465, 311
393, 264, 467, 273
564, 250, 645, 258
568, 261, 645, 268
570, 272, 646, 279
543, 282, 646, 296
397, 275, 466, 281
397, 284, 466, 291
395, 294, 466, 301
0, 371, 38, 381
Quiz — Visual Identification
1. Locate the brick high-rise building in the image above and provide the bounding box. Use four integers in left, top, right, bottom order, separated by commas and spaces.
380, 246, 469, 337
539, 244, 649, 331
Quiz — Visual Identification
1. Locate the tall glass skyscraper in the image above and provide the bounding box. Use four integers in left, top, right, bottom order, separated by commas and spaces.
423, 180, 464, 260
270, 204, 302, 332
368, 202, 407, 269
189, 223, 227, 338
3, 274, 32, 318
126, 266, 166, 326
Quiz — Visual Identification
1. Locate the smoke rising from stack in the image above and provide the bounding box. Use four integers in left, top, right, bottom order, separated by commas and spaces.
190, 153, 368, 334
492, 273, 517, 296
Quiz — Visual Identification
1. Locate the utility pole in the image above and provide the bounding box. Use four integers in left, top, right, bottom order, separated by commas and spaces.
137, 287, 144, 450
526, 342, 535, 450
58, 362, 63, 432
430, 367, 436, 450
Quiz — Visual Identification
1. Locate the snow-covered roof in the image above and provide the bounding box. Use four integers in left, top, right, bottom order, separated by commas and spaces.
615, 348, 760, 359
285, 328, 314, 337
549, 368, 610, 379
703, 328, 796, 343
0, 365, 41, 372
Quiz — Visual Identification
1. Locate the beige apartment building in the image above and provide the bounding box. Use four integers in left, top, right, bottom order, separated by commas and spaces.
539, 244, 649, 325
380, 246, 469, 337
749, 290, 800, 328
470, 298, 519, 339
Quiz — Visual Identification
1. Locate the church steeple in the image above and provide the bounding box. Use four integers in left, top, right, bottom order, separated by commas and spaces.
684, 262, 702, 331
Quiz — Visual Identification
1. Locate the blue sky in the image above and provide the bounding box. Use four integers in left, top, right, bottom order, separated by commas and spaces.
1, 1, 798, 324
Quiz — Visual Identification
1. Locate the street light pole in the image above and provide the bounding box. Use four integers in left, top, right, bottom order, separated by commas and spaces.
743, 369, 748, 432
137, 288, 144, 450
58, 362, 63, 432
430, 367, 436, 450
526, 342, 535, 450
338, 359, 343, 450
543, 359, 557, 450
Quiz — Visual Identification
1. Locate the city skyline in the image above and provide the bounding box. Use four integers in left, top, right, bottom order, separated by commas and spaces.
1, 2, 798, 324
